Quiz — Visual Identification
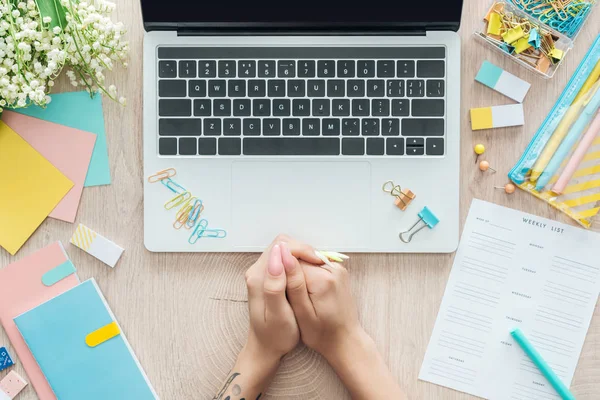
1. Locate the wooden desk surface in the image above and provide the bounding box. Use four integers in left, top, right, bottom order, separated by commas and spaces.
1, 1, 599, 399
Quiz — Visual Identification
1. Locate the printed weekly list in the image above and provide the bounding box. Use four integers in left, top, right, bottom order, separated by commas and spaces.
419, 199, 600, 400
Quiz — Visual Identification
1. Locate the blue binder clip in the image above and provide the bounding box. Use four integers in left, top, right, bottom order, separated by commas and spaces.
399, 207, 439, 243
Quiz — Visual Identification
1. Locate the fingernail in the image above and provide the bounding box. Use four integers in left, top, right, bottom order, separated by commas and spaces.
280, 243, 296, 272
268, 245, 284, 276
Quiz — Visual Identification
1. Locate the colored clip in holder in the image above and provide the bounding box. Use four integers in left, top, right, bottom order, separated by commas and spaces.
382, 181, 416, 211
399, 207, 440, 243
0, 371, 27, 400
148, 168, 176, 183
0, 347, 14, 372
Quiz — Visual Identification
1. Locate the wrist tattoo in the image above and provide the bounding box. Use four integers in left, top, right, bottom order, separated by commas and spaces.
213, 372, 240, 400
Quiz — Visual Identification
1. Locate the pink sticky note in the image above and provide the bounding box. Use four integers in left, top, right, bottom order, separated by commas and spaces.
1, 111, 96, 223
0, 242, 79, 400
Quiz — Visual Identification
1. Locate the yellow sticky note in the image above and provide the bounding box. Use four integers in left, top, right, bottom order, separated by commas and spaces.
0, 121, 73, 255
514, 35, 532, 54
487, 13, 502, 36
470, 107, 494, 130
85, 321, 121, 347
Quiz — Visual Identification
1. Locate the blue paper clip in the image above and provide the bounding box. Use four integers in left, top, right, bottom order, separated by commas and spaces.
189, 219, 209, 244
186, 199, 203, 229
201, 229, 227, 239
399, 207, 439, 243
161, 178, 186, 194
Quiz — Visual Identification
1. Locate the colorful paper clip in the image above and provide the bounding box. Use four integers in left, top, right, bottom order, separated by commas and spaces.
148, 168, 176, 183
399, 207, 440, 243
164, 191, 191, 210
382, 181, 416, 211
188, 219, 227, 244
185, 199, 204, 229
173, 203, 194, 229
161, 177, 186, 194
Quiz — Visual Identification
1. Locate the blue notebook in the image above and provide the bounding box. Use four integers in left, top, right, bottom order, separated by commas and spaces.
14, 279, 158, 400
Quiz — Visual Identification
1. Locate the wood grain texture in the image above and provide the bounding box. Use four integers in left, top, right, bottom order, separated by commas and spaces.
0, 1, 599, 399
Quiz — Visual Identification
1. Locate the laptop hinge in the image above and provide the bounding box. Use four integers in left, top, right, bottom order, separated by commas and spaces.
176, 28, 427, 37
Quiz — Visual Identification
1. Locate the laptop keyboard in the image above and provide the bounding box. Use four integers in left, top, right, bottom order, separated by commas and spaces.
156, 47, 446, 157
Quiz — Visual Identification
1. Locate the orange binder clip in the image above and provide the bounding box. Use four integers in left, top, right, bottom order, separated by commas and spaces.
382, 180, 416, 211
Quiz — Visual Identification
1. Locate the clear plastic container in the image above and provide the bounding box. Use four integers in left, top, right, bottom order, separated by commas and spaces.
474, 1, 574, 79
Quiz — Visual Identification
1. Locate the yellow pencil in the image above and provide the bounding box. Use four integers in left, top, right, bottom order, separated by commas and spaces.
572, 59, 600, 104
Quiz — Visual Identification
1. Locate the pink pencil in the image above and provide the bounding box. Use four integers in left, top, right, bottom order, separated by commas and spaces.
553, 111, 600, 194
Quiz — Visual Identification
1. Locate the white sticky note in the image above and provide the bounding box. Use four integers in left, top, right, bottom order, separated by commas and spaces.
475, 61, 531, 103
70, 224, 124, 268
491, 104, 525, 127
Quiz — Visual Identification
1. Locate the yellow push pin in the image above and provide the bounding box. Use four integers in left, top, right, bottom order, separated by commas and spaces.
495, 183, 516, 194
474, 144, 485, 164
479, 160, 497, 173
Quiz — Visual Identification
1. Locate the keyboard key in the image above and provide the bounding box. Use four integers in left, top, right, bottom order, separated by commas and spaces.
198, 138, 217, 155
357, 61, 375, 77
283, 118, 301, 136
273, 99, 291, 116
204, 119, 222, 136
332, 99, 350, 116
253, 99, 271, 116
312, 99, 330, 117
302, 118, 321, 136
377, 60, 395, 77
427, 138, 445, 155
327, 80, 345, 97
228, 80, 246, 97
342, 138, 364, 155
219, 138, 242, 155
244, 138, 340, 156
158, 61, 176, 78
386, 138, 405, 155
223, 118, 242, 136
427, 80, 445, 97
307, 80, 326, 97
263, 119, 281, 136
402, 118, 444, 136
322, 119, 340, 136
407, 80, 425, 97
159, 118, 201, 136
412, 99, 444, 117
159, 99, 191, 116
342, 118, 360, 135
258, 60, 276, 77
278, 61, 295, 78
179, 137, 197, 155
199, 61, 216, 78
214, 99, 231, 116
367, 80, 385, 97
298, 61, 316, 77
367, 138, 384, 155
233, 99, 251, 116
362, 118, 379, 136
382, 118, 400, 136
372, 99, 390, 116
387, 80, 405, 97
159, 137, 177, 155
352, 99, 370, 116
417, 60, 445, 78
407, 146, 425, 156
392, 99, 410, 116
268, 80, 286, 97
248, 80, 266, 97
218, 60, 236, 77
208, 80, 227, 97
347, 80, 365, 97
238, 61, 256, 77
188, 80, 206, 97
287, 80, 305, 97
179, 60, 196, 78
397, 60, 415, 77
194, 99, 211, 116
159, 80, 186, 97
317, 60, 335, 77
337, 60, 355, 78
292, 99, 310, 116
243, 119, 261, 136
406, 138, 424, 147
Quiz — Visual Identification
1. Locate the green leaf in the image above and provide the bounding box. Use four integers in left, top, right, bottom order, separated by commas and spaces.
35, 0, 68, 30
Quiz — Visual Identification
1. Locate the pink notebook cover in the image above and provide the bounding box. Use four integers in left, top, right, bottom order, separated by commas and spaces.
0, 242, 79, 400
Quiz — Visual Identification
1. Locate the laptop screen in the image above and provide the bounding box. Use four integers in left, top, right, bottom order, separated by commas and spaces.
141, 1, 464, 30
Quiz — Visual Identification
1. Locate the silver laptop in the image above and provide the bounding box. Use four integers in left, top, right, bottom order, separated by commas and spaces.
142, 1, 463, 253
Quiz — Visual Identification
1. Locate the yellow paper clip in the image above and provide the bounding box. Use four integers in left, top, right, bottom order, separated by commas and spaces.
487, 12, 502, 36
148, 168, 176, 183
382, 181, 416, 211
549, 48, 564, 63
502, 25, 525, 44
173, 204, 193, 229
164, 191, 191, 210
514, 36, 532, 54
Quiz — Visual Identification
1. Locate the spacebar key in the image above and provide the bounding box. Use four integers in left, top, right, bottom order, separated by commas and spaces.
244, 138, 340, 155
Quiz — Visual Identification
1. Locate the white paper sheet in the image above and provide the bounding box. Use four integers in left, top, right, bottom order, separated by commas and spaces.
419, 199, 600, 400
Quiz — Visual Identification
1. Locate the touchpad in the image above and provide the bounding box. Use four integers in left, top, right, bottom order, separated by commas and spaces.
231, 161, 371, 249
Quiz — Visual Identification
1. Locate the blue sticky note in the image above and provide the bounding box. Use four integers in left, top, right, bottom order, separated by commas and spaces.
13, 91, 110, 187
475, 60, 504, 88
14, 280, 157, 400
0, 347, 14, 371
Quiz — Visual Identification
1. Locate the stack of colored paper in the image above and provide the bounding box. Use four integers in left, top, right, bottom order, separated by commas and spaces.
0, 92, 110, 255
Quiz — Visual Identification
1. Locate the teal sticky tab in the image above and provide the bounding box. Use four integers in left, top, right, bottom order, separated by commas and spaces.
13, 91, 110, 187
419, 207, 440, 229
475, 61, 504, 89
42, 260, 76, 287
